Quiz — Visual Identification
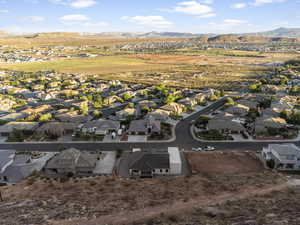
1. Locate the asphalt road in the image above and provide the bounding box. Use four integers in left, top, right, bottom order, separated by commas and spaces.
0, 98, 299, 152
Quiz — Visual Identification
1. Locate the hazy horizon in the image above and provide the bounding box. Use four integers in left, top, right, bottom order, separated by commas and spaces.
0, 0, 299, 34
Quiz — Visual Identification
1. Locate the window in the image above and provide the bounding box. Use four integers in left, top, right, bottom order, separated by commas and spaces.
160, 169, 162, 173
166, 169, 169, 173
286, 164, 294, 169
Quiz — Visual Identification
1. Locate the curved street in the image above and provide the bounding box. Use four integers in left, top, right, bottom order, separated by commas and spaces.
0, 98, 299, 152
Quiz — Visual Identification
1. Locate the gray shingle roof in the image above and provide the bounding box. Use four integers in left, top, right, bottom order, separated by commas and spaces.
45, 148, 97, 170
270, 144, 300, 156
128, 151, 170, 171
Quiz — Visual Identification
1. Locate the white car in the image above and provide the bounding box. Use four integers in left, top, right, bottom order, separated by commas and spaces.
192, 147, 203, 152
204, 146, 215, 151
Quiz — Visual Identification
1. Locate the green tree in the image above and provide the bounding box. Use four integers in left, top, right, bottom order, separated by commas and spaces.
225, 97, 234, 106
93, 110, 102, 118
123, 93, 133, 101
280, 76, 289, 86
39, 113, 52, 122
80, 101, 89, 115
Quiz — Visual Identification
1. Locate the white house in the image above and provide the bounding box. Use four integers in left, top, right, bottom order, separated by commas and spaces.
262, 144, 300, 171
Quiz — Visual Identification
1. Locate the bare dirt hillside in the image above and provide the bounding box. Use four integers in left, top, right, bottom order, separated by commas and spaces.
0, 169, 285, 225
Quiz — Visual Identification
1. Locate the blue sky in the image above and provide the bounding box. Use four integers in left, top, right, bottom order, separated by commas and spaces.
0, 0, 299, 34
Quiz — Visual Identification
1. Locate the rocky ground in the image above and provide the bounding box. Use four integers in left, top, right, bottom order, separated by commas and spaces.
139, 186, 300, 225
0, 171, 285, 225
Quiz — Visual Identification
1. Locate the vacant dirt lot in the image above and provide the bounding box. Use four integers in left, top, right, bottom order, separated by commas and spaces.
185, 152, 263, 175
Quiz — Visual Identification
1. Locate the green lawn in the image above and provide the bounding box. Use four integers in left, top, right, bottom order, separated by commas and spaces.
0, 56, 174, 75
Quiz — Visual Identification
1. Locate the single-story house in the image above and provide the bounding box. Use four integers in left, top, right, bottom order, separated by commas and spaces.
148, 109, 170, 121
262, 144, 300, 170
115, 108, 136, 121
128, 150, 170, 178
103, 95, 120, 105
127, 147, 182, 178
236, 99, 258, 109
178, 97, 197, 109
0, 122, 39, 137
128, 116, 161, 135
0, 152, 55, 184
44, 148, 98, 177
194, 93, 207, 103
81, 119, 120, 135
255, 116, 287, 134
160, 102, 186, 115
35, 122, 78, 137
138, 100, 157, 109
207, 117, 246, 134
55, 112, 92, 123
225, 104, 250, 116
21, 105, 53, 115
0, 112, 29, 122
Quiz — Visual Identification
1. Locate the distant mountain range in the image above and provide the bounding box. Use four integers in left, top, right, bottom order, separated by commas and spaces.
106, 27, 300, 39
242, 27, 300, 38
1, 27, 300, 39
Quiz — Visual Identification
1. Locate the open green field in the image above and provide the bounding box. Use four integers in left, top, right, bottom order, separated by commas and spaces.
0, 56, 176, 75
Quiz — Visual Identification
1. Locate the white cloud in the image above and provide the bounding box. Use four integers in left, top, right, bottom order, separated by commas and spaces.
223, 19, 247, 25
24, 0, 39, 3
60, 14, 90, 25
171, 1, 216, 18
205, 19, 250, 33
173, 1, 213, 16
121, 16, 173, 28
232, 3, 247, 8
82, 21, 109, 27
0, 9, 9, 13
22, 16, 45, 24
202, 0, 214, 4
49, 0, 97, 8
197, 13, 216, 18
48, 0, 65, 4
70, 0, 97, 8
252, 0, 287, 6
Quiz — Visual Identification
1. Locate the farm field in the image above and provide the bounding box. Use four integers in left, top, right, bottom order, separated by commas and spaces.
0, 56, 176, 74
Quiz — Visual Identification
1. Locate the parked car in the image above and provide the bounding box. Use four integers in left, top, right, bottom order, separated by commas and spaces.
192, 147, 203, 152
204, 146, 215, 151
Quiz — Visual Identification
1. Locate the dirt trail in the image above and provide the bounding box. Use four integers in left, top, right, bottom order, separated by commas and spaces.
51, 182, 289, 225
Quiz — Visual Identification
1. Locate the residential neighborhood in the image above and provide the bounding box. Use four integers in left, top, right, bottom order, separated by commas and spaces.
0, 69, 220, 143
